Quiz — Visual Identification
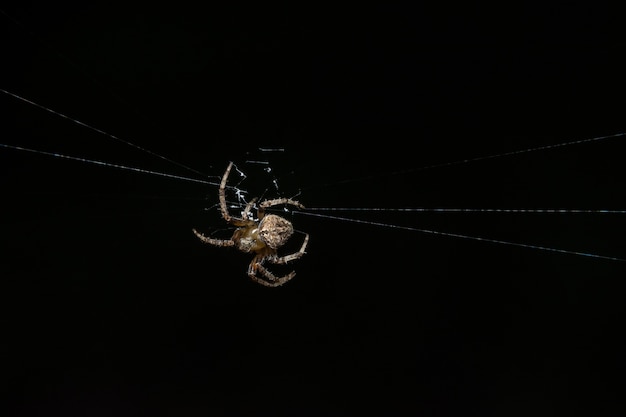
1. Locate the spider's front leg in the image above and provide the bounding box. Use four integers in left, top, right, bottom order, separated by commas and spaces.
192, 229, 235, 247
258, 198, 304, 219
241, 197, 257, 220
218, 162, 235, 222
218, 162, 255, 226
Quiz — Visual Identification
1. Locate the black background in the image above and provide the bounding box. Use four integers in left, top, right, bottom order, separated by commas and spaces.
1, 3, 625, 416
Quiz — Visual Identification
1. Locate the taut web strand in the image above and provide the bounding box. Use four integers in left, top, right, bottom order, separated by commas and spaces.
306, 207, 626, 214
310, 132, 625, 190
0, 143, 217, 186
297, 211, 625, 262
1, 88, 208, 179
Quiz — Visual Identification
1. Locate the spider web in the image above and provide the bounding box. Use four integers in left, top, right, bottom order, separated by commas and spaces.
2, 6, 623, 265
2, 89, 624, 263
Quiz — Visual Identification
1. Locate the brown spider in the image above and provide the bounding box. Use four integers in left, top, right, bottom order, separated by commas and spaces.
192, 162, 309, 287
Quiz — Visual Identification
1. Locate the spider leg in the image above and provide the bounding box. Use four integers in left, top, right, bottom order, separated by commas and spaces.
258, 198, 304, 219
247, 255, 296, 287
219, 162, 235, 222
192, 229, 235, 247
255, 265, 296, 287
216, 161, 253, 226
241, 197, 258, 220
270, 233, 309, 264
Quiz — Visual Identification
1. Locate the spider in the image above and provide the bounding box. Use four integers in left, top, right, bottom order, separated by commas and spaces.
192, 162, 309, 287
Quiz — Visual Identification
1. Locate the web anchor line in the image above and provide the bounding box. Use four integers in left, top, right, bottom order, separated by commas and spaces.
0, 143, 218, 186
1, 88, 208, 179
306, 132, 626, 191
306, 207, 626, 214
297, 210, 625, 262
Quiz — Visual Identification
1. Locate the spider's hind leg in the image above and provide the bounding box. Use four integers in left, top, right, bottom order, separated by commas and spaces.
247, 256, 296, 287
251, 266, 296, 287
271, 233, 309, 264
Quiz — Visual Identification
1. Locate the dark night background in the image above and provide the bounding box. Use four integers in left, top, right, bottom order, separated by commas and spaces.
1, 3, 625, 416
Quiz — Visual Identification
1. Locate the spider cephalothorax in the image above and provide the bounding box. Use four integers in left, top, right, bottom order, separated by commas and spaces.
192, 162, 309, 287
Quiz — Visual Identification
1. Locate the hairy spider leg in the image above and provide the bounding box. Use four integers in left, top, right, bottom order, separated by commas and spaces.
191, 229, 235, 247
218, 161, 253, 226
247, 255, 296, 287
218, 162, 234, 222
270, 233, 310, 264
258, 197, 305, 220
247, 232, 309, 286
242, 197, 258, 220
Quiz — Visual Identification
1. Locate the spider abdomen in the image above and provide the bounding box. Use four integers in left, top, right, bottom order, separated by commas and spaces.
258, 214, 294, 249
